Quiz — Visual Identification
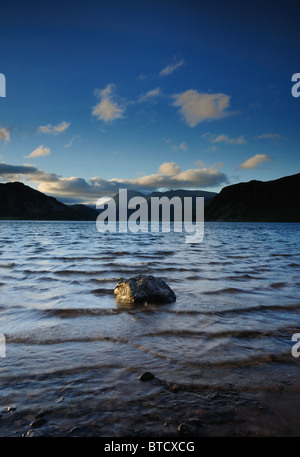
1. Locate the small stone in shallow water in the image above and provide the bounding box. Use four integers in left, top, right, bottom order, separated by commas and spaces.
169, 383, 180, 392
178, 418, 202, 435
35, 411, 47, 420
139, 371, 155, 382
25, 429, 45, 437
114, 274, 176, 304
69, 426, 79, 434
7, 406, 16, 412
30, 418, 47, 428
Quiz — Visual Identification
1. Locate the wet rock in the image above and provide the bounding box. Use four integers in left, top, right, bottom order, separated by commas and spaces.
178, 418, 202, 435
139, 371, 155, 382
30, 417, 47, 428
168, 383, 180, 393
7, 406, 16, 412
114, 275, 176, 304
35, 411, 47, 420
25, 429, 45, 437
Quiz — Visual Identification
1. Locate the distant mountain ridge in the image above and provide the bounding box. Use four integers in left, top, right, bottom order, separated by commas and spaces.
0, 183, 216, 221
0, 173, 299, 222
205, 172, 300, 222
112, 188, 217, 212
0, 182, 95, 220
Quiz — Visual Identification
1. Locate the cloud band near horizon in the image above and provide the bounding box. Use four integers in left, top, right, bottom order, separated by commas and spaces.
0, 161, 228, 202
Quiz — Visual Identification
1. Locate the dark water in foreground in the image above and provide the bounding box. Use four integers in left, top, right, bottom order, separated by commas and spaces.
0, 221, 299, 437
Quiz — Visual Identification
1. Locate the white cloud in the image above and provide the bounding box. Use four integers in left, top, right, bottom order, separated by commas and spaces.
96, 83, 115, 98
203, 132, 246, 145
92, 98, 124, 122
158, 162, 181, 175
159, 58, 184, 76
138, 87, 161, 102
194, 159, 206, 168
238, 154, 273, 170
37, 121, 70, 134
172, 90, 232, 127
108, 162, 227, 191
255, 133, 283, 140
0, 161, 227, 202
172, 142, 188, 151
92, 83, 126, 122
0, 127, 11, 142
64, 135, 80, 148
161, 137, 187, 152
25, 145, 51, 158
0, 162, 56, 183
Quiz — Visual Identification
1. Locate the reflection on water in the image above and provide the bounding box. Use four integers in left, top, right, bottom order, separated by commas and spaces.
0, 221, 299, 436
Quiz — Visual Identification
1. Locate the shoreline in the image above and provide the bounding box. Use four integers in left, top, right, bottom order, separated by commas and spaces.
1, 374, 299, 437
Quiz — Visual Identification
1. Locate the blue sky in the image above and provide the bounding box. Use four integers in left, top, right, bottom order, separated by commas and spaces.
0, 0, 299, 203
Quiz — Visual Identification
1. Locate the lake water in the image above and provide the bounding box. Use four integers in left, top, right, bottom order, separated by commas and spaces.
0, 221, 299, 436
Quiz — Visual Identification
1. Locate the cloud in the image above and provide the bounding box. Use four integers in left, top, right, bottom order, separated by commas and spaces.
203, 133, 246, 145
159, 58, 184, 76
194, 159, 206, 168
237, 154, 273, 170
0, 162, 57, 183
0, 163, 38, 177
65, 135, 80, 148
158, 162, 181, 175
137, 73, 147, 81
138, 87, 161, 102
92, 83, 126, 122
37, 121, 70, 134
172, 90, 232, 127
0, 161, 228, 202
255, 133, 283, 140
96, 83, 115, 98
172, 142, 188, 151
108, 163, 227, 192
25, 145, 51, 158
0, 127, 11, 143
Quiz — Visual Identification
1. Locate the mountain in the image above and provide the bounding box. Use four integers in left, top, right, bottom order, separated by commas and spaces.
111, 189, 216, 208
69, 204, 100, 219
1, 174, 299, 222
205, 173, 300, 222
144, 189, 216, 207
0, 182, 95, 220
105, 188, 217, 220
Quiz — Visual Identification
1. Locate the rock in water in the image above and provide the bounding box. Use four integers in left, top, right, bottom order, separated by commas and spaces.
139, 371, 155, 382
114, 274, 176, 304
30, 418, 47, 428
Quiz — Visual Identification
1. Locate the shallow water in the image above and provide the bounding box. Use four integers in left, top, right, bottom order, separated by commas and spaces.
0, 221, 299, 436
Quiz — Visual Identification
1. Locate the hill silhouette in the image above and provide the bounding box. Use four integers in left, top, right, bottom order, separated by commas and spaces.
205, 173, 300, 222
0, 182, 97, 220
0, 174, 299, 222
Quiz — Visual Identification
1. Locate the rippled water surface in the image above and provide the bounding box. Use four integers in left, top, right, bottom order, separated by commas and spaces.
0, 221, 299, 436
